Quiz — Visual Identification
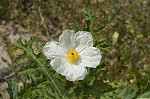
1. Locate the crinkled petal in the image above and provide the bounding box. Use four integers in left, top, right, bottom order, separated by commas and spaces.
66, 64, 87, 81
79, 47, 101, 68
50, 58, 87, 81
42, 41, 65, 60
59, 29, 75, 51
50, 58, 69, 76
75, 31, 93, 52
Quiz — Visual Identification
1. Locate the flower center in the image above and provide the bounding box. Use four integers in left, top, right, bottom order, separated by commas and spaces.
66, 49, 79, 63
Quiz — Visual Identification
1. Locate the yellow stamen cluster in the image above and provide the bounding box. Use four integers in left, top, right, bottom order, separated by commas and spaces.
66, 49, 79, 63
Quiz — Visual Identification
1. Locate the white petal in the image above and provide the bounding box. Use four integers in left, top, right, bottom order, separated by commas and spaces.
59, 29, 75, 51
50, 58, 87, 81
66, 65, 87, 81
79, 47, 101, 68
42, 41, 65, 60
50, 58, 69, 76
75, 31, 93, 52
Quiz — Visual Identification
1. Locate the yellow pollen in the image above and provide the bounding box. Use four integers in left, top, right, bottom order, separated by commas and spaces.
66, 49, 79, 63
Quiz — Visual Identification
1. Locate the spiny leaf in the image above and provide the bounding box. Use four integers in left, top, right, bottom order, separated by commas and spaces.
87, 80, 114, 96
13, 36, 64, 98
18, 68, 42, 76
16, 36, 24, 46
73, 21, 83, 31
96, 61, 107, 71
94, 38, 109, 51
81, 8, 97, 22
14, 51, 27, 64
26, 36, 37, 49
23, 81, 50, 98
15, 36, 37, 56
136, 79, 150, 96
137, 91, 150, 98
93, 25, 106, 33
94, 38, 106, 47
6, 79, 20, 99
75, 80, 114, 98
76, 8, 97, 32
116, 86, 136, 99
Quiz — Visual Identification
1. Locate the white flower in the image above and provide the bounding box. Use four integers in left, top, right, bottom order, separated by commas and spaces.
43, 29, 102, 81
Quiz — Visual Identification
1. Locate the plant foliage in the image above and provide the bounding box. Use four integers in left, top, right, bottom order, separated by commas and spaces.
6, 8, 150, 99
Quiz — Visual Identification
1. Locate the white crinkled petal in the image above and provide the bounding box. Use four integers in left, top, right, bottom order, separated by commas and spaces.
50, 58, 69, 76
66, 65, 87, 81
75, 31, 93, 52
42, 41, 65, 60
79, 47, 101, 68
50, 57, 87, 81
59, 29, 75, 51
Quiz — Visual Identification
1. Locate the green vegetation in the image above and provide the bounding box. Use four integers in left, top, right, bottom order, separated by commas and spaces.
0, 0, 150, 98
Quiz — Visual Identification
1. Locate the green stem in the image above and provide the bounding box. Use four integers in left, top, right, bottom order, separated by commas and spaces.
16, 44, 64, 99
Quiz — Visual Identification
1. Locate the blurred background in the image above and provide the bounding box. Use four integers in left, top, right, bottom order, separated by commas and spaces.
0, 0, 150, 98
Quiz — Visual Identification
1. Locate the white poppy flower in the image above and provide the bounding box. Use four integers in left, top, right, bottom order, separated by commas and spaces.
43, 29, 102, 81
